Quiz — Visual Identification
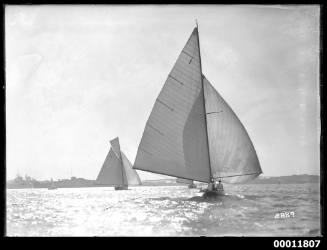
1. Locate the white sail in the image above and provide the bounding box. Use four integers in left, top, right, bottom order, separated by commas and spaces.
203, 75, 262, 183
96, 137, 141, 186
176, 178, 193, 184
133, 28, 211, 182
96, 148, 124, 186
134, 26, 262, 185
121, 152, 142, 186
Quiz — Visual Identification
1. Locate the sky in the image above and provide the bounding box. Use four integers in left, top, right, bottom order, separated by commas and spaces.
5, 5, 320, 181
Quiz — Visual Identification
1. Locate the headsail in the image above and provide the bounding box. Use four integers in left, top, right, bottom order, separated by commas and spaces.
203, 75, 262, 183
133, 28, 211, 182
121, 152, 142, 185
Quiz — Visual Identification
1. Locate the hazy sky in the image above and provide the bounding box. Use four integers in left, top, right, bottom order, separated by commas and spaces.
6, 5, 320, 181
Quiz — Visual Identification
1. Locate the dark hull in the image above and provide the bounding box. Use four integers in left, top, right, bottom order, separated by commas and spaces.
202, 189, 225, 198
115, 186, 128, 190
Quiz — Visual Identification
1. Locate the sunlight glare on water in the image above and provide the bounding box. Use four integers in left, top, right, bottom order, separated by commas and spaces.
6, 183, 320, 236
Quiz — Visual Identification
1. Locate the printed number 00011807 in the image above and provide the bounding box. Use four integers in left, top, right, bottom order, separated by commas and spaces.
273, 240, 320, 248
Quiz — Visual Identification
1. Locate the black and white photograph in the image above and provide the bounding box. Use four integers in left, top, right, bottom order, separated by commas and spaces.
5, 4, 321, 237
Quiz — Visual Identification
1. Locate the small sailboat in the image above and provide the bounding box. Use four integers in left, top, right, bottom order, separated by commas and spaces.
96, 137, 142, 190
176, 178, 197, 189
48, 178, 57, 190
133, 22, 262, 198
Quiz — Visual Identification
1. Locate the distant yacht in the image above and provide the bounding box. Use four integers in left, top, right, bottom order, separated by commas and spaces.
133, 23, 262, 198
176, 178, 197, 189
96, 137, 142, 190
48, 178, 57, 190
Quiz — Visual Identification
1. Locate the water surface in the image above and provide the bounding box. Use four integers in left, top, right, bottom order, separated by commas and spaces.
6, 183, 320, 236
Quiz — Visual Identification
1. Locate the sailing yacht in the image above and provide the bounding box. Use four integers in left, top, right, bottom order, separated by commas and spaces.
133, 23, 262, 197
96, 137, 142, 190
176, 178, 197, 189
48, 178, 57, 190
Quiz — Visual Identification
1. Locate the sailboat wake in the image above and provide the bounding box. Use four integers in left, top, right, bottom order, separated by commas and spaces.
188, 193, 245, 203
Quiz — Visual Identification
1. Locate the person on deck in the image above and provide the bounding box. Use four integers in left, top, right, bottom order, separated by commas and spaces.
217, 179, 224, 191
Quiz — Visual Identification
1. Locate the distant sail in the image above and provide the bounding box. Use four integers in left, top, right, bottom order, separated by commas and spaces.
133, 28, 211, 182
121, 152, 142, 185
96, 137, 142, 186
203, 75, 262, 183
176, 178, 193, 184
96, 148, 124, 186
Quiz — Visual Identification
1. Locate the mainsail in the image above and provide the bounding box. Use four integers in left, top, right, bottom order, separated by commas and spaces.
133, 26, 262, 184
133, 28, 211, 182
96, 148, 125, 186
96, 137, 142, 186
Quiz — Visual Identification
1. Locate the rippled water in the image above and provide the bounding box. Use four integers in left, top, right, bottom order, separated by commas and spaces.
6, 183, 321, 236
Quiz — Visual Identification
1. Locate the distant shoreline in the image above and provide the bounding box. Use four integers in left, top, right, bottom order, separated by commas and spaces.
6, 174, 319, 189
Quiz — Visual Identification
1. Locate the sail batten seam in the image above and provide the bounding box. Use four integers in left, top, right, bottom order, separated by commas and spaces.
156, 99, 174, 111
206, 111, 223, 115
182, 50, 198, 60
168, 74, 184, 85
148, 124, 165, 136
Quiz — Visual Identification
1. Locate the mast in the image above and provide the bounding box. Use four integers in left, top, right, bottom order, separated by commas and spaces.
196, 20, 213, 182
120, 155, 125, 186
117, 141, 126, 186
